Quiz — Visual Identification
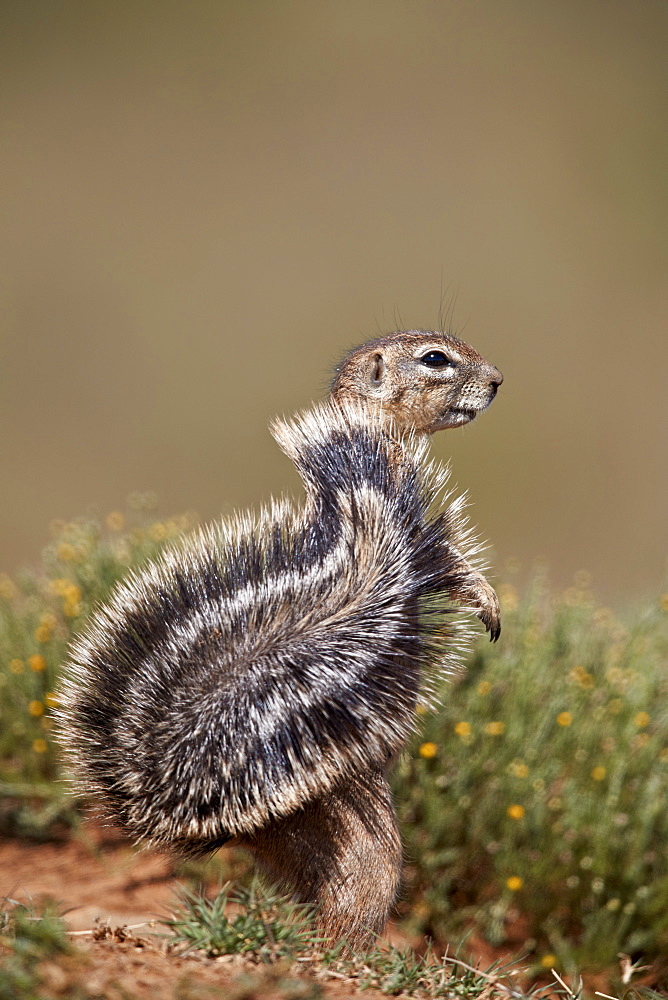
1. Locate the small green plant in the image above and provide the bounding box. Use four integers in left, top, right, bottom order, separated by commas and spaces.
0, 897, 71, 1000
335, 943, 528, 998
396, 569, 668, 974
165, 882, 536, 998
165, 881, 321, 961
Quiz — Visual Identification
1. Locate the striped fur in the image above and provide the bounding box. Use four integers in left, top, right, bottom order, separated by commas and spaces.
57, 398, 480, 855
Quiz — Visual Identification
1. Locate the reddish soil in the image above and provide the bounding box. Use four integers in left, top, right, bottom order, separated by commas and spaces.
0, 822, 411, 999
1, 824, 177, 931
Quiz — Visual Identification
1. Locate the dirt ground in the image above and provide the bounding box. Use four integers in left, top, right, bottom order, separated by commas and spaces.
3, 823, 637, 1000
0, 822, 440, 999
1, 824, 179, 932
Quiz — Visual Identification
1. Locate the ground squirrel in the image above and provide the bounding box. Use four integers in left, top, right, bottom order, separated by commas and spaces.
57, 329, 502, 947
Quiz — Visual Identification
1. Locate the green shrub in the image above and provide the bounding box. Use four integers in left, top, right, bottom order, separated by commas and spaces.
0, 500, 195, 836
396, 570, 668, 973
0, 501, 194, 787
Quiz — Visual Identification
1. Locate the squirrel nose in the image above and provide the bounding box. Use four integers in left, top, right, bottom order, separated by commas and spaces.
487, 366, 503, 393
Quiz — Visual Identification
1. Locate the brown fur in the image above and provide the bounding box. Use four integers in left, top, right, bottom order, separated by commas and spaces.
331, 329, 502, 435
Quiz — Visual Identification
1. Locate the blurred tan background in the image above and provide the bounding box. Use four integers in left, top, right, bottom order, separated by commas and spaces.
0, 0, 666, 602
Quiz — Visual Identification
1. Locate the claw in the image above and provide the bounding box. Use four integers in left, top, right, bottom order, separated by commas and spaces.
468, 574, 501, 644
450, 562, 502, 644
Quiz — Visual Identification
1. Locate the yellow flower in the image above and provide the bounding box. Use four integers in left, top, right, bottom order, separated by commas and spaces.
32, 738, 48, 754
660, 593, 668, 612
569, 664, 594, 689
50, 577, 79, 599
634, 712, 650, 728
608, 698, 624, 715
506, 876, 523, 892
57, 542, 77, 561
557, 712, 572, 727
9, 658, 24, 674
29, 654, 47, 672
34, 614, 57, 644
0, 575, 17, 600
510, 760, 529, 778
28, 700, 44, 717
507, 804, 525, 820
484, 721, 505, 736
50, 577, 81, 618
659, 748, 668, 763
477, 680, 492, 695
540, 954, 557, 968
419, 742, 438, 759
106, 510, 125, 531
591, 766, 607, 781
454, 721, 472, 738
149, 522, 169, 542
44, 692, 58, 709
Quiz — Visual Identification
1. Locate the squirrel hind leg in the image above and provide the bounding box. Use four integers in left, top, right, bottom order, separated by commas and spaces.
238, 771, 402, 950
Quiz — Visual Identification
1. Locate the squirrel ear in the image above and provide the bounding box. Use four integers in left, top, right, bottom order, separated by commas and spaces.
370, 353, 385, 385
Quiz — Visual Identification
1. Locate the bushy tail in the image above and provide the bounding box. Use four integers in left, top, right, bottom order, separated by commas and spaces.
57, 400, 475, 853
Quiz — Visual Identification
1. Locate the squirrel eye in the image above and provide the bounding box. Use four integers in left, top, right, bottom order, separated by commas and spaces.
420, 350, 452, 368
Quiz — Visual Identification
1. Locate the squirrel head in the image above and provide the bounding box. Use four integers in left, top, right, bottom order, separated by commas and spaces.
330, 330, 503, 436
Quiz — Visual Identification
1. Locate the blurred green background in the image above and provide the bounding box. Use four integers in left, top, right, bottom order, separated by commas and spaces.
0, 0, 666, 601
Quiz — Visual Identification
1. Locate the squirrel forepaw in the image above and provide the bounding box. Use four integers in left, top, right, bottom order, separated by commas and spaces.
462, 573, 501, 643
481, 600, 502, 643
